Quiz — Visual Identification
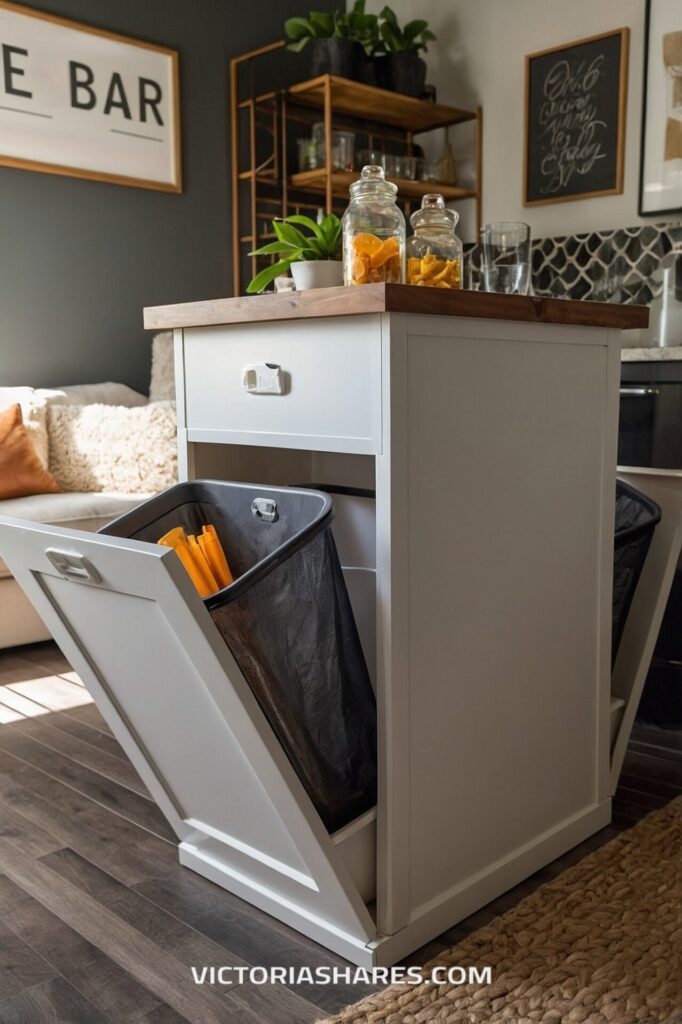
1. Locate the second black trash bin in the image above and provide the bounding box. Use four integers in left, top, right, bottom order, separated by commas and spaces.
101, 480, 377, 833
612, 480, 661, 667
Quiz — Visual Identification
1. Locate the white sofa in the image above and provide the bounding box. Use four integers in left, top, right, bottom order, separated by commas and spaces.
0, 381, 156, 649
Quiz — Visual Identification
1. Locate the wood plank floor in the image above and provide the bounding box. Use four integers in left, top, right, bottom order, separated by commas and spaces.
0, 641, 680, 1023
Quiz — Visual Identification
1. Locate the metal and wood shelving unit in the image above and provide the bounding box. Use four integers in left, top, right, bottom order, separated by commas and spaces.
230, 41, 482, 294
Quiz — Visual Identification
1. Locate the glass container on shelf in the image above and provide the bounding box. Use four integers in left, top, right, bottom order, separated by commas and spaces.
311, 124, 355, 171
342, 165, 405, 286
406, 193, 463, 289
435, 128, 457, 185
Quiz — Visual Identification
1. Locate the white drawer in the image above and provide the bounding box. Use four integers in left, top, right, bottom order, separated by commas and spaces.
181, 316, 381, 455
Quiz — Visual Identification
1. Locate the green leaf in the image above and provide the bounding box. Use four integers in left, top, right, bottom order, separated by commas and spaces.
284, 16, 312, 40
380, 22, 403, 52
306, 240, 326, 259
298, 245, 323, 260
286, 37, 311, 52
328, 226, 343, 257
273, 220, 309, 248
285, 214, 324, 242
248, 240, 299, 257
332, 10, 349, 38
404, 19, 428, 40
309, 10, 334, 36
319, 213, 337, 235
246, 259, 292, 294
379, 5, 398, 28
412, 28, 435, 53
318, 214, 342, 256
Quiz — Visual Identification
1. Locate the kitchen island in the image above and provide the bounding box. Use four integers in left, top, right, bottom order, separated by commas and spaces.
1, 286, 645, 970
142, 286, 648, 963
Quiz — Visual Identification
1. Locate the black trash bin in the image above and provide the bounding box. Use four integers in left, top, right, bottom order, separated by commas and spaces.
101, 480, 377, 833
612, 480, 661, 666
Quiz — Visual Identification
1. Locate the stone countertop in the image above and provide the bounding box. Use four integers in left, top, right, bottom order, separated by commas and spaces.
621, 346, 682, 361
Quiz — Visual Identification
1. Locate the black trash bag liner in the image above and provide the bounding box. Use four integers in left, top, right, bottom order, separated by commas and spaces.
612, 480, 661, 667
101, 480, 377, 833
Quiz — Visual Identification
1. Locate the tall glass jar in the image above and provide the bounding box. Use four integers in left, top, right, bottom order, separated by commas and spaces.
406, 194, 463, 289
342, 165, 405, 286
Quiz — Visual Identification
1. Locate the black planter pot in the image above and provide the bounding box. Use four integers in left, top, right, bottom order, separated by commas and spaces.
357, 56, 377, 87
310, 38, 364, 78
374, 53, 427, 97
373, 54, 391, 90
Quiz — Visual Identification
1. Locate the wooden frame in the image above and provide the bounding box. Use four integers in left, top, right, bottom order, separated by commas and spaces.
524, 28, 629, 207
638, 0, 682, 217
0, 0, 182, 192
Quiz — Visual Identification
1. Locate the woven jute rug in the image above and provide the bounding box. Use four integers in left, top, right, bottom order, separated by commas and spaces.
319, 798, 682, 1024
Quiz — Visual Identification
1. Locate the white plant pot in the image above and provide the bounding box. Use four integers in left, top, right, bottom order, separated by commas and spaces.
290, 260, 343, 291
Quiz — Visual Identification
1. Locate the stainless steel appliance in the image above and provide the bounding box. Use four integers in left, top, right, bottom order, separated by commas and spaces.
619, 361, 682, 470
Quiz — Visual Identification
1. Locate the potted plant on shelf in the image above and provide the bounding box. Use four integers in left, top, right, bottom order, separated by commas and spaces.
374, 6, 435, 97
247, 213, 343, 293
284, 1, 378, 80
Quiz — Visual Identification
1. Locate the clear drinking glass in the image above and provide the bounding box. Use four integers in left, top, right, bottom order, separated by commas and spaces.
297, 138, 320, 171
398, 155, 418, 180
481, 222, 531, 295
381, 153, 401, 178
310, 124, 355, 170
357, 149, 384, 167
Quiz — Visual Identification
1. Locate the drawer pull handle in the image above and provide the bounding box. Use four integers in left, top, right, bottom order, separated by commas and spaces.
619, 387, 660, 398
45, 548, 102, 583
242, 363, 286, 395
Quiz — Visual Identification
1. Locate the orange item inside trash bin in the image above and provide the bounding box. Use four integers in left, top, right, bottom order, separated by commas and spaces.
158, 524, 232, 598
199, 524, 234, 588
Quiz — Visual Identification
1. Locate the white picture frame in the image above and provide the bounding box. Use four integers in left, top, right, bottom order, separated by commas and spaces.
639, 0, 682, 216
0, 1, 181, 192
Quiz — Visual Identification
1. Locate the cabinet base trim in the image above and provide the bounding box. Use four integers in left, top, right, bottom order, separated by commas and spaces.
179, 841, 378, 966
371, 799, 612, 966
179, 800, 611, 967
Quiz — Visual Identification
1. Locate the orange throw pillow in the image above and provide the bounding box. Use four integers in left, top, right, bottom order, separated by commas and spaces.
0, 404, 61, 500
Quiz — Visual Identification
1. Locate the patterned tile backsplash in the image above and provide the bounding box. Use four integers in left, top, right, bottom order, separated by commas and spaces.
467, 221, 682, 304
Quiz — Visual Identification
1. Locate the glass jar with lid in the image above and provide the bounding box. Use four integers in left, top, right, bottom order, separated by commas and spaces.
342, 165, 405, 286
406, 193, 463, 289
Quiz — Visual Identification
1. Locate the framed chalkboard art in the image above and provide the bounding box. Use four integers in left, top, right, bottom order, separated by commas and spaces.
639, 0, 682, 216
524, 29, 629, 206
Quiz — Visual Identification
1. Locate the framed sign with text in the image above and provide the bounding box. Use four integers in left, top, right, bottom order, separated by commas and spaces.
524, 29, 628, 206
0, 1, 181, 192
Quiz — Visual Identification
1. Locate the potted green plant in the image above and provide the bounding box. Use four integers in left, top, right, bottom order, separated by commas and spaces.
247, 213, 343, 293
284, 2, 378, 80
374, 6, 435, 97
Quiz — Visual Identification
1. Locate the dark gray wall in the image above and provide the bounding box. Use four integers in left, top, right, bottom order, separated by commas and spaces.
0, 0, 333, 392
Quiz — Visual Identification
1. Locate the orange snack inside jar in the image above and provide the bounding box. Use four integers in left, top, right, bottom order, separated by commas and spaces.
351, 233, 401, 285
407, 254, 461, 289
